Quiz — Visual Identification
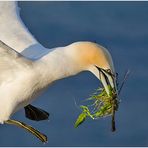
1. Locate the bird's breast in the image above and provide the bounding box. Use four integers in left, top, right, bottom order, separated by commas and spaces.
0, 68, 45, 122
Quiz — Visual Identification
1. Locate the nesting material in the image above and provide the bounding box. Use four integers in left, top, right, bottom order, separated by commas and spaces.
75, 70, 130, 131
74, 85, 119, 131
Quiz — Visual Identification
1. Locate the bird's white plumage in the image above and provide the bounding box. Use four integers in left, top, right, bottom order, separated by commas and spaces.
0, 1, 49, 59
0, 2, 117, 123
0, 41, 33, 122
0, 41, 84, 123
0, 2, 36, 51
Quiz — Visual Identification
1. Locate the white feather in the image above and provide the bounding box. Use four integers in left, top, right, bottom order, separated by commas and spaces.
0, 1, 49, 59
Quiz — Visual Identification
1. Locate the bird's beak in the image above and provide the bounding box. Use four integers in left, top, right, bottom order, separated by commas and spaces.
95, 66, 118, 97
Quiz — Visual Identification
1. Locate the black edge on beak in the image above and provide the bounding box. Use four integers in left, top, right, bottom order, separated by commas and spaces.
95, 65, 119, 132
95, 65, 118, 96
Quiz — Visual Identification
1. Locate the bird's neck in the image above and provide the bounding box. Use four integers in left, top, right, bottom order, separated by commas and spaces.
34, 47, 82, 89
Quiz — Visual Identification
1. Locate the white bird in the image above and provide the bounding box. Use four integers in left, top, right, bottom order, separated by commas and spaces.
0, 1, 118, 142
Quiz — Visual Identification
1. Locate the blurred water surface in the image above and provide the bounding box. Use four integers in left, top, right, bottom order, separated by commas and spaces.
0, 1, 148, 146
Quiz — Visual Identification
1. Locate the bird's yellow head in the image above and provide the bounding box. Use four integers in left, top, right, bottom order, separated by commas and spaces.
67, 41, 118, 96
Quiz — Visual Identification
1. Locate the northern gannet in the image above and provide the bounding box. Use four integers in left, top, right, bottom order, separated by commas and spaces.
0, 1, 118, 142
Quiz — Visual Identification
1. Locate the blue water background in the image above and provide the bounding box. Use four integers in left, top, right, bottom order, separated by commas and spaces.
0, 1, 148, 146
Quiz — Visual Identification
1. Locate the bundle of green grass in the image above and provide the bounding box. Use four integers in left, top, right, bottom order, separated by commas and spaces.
74, 85, 119, 131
